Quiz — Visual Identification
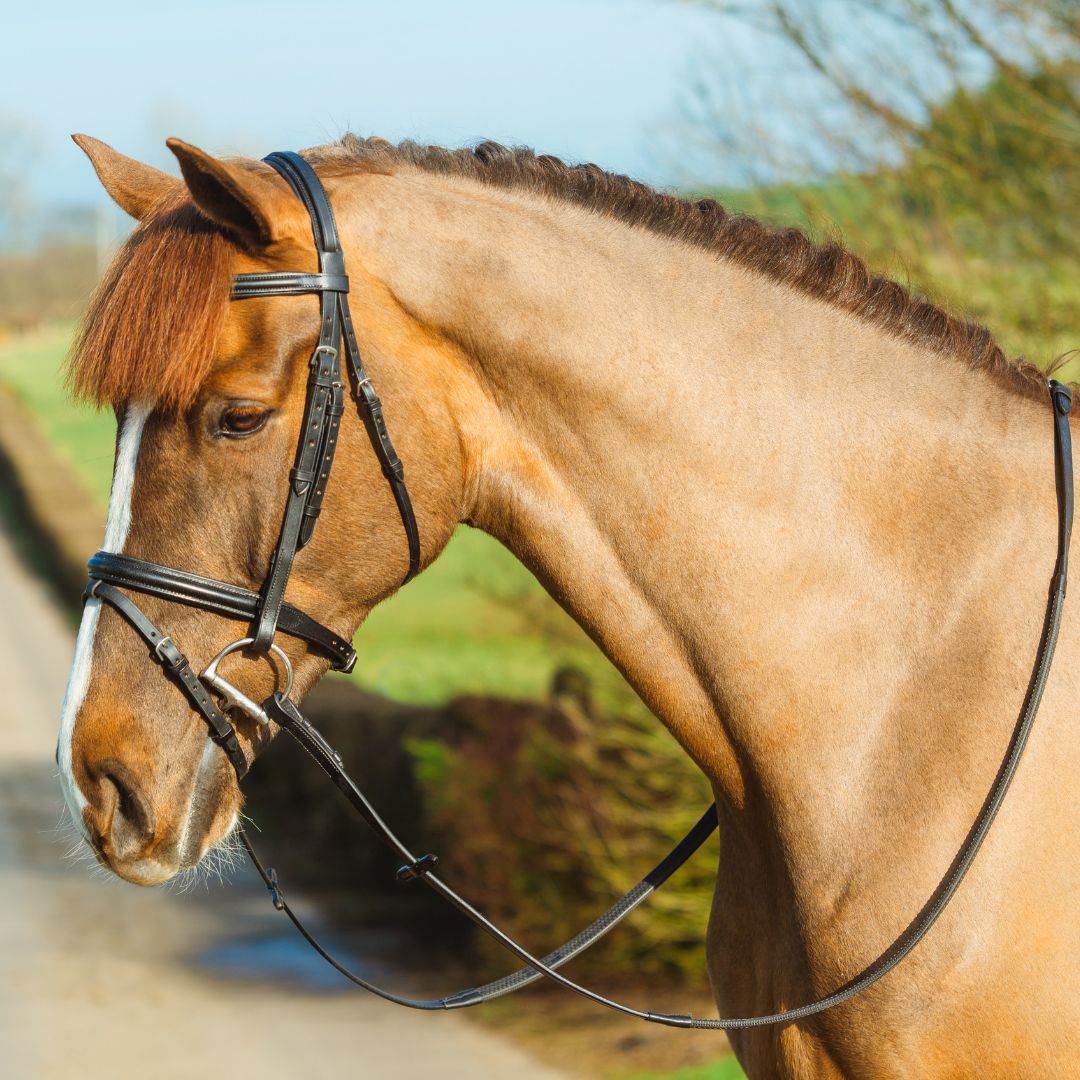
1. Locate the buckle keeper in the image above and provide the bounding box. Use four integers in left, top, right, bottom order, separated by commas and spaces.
266, 867, 285, 911
395, 853, 439, 883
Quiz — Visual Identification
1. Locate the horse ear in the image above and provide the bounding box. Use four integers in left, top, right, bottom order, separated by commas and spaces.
72, 134, 178, 221
166, 138, 285, 249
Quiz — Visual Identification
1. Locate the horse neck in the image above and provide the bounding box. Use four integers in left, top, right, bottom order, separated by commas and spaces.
342, 169, 1060, 890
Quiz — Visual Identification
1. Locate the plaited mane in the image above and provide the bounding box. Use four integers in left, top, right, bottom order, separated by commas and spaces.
315, 135, 1047, 399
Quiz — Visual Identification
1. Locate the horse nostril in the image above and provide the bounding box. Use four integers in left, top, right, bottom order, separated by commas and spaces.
99, 762, 156, 859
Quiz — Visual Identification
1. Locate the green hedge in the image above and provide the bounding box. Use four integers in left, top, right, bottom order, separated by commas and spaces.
409, 668, 715, 981
243, 669, 715, 984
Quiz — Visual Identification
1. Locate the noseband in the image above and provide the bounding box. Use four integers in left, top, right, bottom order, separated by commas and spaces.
81, 151, 1075, 1029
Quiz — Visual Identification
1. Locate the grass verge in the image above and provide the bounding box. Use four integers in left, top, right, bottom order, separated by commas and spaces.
626, 1060, 746, 1080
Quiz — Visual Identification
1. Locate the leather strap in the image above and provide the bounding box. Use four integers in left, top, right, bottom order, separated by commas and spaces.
232, 151, 421, 656
259, 152, 420, 580
231, 272, 349, 298
85, 582, 248, 777
239, 692, 718, 1015
340, 291, 421, 581
1052, 379, 1073, 579
251, 335, 343, 653
87, 551, 356, 672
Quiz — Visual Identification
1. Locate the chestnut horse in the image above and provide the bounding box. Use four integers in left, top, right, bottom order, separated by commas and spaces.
59, 135, 1079, 1078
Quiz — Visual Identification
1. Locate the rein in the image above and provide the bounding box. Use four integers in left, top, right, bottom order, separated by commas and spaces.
82, 151, 1075, 1030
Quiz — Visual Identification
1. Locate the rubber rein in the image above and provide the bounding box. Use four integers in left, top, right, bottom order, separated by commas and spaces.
83, 150, 1075, 1030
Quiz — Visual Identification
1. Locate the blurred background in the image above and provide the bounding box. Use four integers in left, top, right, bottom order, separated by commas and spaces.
1, 2, 1077, 1078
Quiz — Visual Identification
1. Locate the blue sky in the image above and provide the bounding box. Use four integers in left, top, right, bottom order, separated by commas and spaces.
3, 0, 753, 208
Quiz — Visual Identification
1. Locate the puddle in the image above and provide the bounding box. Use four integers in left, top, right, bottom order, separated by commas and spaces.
195, 895, 411, 994
199, 929, 383, 991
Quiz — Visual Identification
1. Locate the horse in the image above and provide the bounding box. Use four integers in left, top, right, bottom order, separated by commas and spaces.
57, 133, 1079, 1078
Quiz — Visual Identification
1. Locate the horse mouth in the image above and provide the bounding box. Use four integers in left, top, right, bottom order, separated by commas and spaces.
88, 809, 238, 886
92, 846, 181, 887
78, 747, 240, 886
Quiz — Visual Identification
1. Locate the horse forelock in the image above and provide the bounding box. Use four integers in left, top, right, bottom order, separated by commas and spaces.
68, 191, 235, 412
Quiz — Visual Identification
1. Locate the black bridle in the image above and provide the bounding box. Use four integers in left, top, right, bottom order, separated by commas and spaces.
82, 150, 1075, 1030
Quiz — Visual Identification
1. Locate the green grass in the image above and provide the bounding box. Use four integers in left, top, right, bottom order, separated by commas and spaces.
0, 325, 116, 503
625, 1057, 747, 1080
357, 522, 610, 704
0, 325, 619, 705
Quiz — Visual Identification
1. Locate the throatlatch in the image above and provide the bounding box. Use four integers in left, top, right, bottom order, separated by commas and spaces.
82, 150, 1074, 1030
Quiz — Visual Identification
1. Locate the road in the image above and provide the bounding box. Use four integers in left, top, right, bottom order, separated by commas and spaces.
0, 518, 566, 1080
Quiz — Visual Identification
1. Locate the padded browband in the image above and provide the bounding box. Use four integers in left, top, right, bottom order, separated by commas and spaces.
88, 551, 357, 672
231, 272, 349, 299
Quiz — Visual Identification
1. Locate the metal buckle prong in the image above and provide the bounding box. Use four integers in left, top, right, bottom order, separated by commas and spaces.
154, 636, 176, 662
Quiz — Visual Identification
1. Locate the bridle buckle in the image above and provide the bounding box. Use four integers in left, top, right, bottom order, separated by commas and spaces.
153, 636, 176, 663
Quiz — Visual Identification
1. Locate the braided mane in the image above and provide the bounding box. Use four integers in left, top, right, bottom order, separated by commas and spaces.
317, 135, 1046, 398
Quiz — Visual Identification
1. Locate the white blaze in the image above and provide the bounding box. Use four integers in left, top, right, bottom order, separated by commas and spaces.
58, 404, 151, 835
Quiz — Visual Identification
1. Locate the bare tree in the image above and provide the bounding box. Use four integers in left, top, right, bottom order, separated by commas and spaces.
673, 1, 1080, 369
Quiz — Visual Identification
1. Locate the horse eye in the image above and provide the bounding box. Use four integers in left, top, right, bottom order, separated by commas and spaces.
220, 406, 270, 438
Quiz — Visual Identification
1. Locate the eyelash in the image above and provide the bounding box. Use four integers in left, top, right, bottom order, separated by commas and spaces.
220, 406, 270, 438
